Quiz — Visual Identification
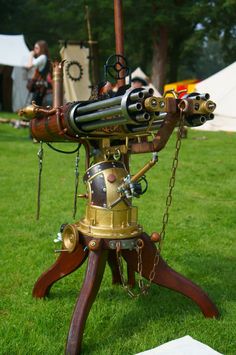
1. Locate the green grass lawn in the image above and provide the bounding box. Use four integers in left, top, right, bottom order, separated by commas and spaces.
0, 113, 236, 354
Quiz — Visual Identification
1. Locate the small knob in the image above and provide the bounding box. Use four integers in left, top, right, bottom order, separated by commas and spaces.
107, 173, 116, 183
150, 232, 161, 243
88, 239, 99, 251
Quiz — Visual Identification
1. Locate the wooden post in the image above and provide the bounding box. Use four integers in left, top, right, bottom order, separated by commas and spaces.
85, 5, 98, 86
114, 0, 125, 87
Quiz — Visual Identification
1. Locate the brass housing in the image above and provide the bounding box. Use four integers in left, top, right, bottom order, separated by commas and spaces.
78, 204, 142, 239
77, 160, 142, 239
62, 224, 79, 252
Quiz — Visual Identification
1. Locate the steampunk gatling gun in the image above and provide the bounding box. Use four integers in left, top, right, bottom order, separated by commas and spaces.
19, 64, 219, 353
20, 70, 216, 239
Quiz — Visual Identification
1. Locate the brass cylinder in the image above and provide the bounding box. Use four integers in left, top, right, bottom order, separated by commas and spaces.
52, 61, 64, 107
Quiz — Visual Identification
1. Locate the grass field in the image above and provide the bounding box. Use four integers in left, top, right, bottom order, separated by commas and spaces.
0, 113, 236, 355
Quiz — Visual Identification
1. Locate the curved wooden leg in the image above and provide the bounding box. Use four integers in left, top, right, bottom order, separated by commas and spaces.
107, 250, 122, 284
122, 233, 219, 318
127, 262, 136, 287
66, 248, 108, 355
33, 244, 88, 298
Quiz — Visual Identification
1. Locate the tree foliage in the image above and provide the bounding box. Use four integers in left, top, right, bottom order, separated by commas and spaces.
0, 0, 235, 90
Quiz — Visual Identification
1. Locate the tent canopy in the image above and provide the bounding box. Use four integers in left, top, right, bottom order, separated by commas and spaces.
127, 67, 161, 97
194, 61, 236, 132
196, 61, 236, 118
0, 34, 30, 67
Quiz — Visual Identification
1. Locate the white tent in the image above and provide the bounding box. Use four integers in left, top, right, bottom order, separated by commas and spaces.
0, 34, 31, 111
195, 61, 236, 132
0, 34, 30, 67
127, 67, 161, 97
11, 66, 33, 112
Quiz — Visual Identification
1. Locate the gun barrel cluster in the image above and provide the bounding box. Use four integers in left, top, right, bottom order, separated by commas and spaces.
69, 87, 160, 133
19, 86, 216, 142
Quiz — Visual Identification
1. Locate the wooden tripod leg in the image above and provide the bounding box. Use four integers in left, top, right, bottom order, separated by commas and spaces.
123, 233, 219, 318
66, 248, 108, 355
107, 250, 122, 284
33, 244, 88, 298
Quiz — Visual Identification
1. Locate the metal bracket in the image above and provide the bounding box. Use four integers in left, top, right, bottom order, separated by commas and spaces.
109, 239, 137, 250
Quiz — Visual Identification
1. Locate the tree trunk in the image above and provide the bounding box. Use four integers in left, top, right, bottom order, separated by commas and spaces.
168, 44, 180, 83
151, 26, 168, 94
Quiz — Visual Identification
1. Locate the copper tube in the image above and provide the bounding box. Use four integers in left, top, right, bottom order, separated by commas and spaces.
130, 157, 157, 183
130, 113, 179, 154
114, 0, 125, 87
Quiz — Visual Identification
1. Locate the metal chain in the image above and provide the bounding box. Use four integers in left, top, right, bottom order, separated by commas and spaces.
147, 110, 185, 286
116, 241, 148, 298
73, 147, 80, 219
36, 141, 44, 220
116, 111, 185, 297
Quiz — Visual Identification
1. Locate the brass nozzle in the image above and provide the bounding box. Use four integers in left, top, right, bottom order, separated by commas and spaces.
144, 97, 163, 112
18, 105, 39, 120
199, 100, 216, 114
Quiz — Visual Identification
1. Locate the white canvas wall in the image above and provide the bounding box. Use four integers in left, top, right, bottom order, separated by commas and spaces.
195, 62, 236, 132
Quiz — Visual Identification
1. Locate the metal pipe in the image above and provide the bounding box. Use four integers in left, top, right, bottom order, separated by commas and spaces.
127, 103, 143, 113
129, 88, 154, 102
76, 95, 122, 115
135, 113, 150, 122
186, 115, 206, 127
141, 88, 154, 97
129, 91, 145, 101
129, 120, 164, 132
75, 106, 122, 123
81, 117, 128, 131
195, 93, 210, 100
207, 113, 214, 120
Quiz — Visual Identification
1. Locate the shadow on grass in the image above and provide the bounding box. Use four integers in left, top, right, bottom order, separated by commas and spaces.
31, 248, 235, 354
85, 249, 233, 353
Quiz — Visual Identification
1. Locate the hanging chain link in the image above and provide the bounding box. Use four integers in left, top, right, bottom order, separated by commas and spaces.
36, 141, 44, 220
116, 110, 185, 297
116, 240, 148, 298
73, 147, 80, 219
147, 109, 185, 286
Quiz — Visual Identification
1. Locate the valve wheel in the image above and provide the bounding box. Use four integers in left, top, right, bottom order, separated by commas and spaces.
105, 54, 130, 80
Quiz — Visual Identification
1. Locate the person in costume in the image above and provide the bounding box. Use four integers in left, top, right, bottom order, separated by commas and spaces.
26, 40, 52, 106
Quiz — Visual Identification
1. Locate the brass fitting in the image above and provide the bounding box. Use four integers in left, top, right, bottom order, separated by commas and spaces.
18, 104, 40, 120
144, 97, 160, 112
88, 239, 100, 251
62, 224, 79, 253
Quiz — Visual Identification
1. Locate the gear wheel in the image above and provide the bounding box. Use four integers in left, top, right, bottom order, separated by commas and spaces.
66, 61, 83, 81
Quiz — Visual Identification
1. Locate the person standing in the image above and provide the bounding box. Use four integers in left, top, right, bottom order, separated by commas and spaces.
26, 40, 52, 106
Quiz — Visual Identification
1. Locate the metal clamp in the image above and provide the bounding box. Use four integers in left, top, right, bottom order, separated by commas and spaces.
109, 239, 138, 250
